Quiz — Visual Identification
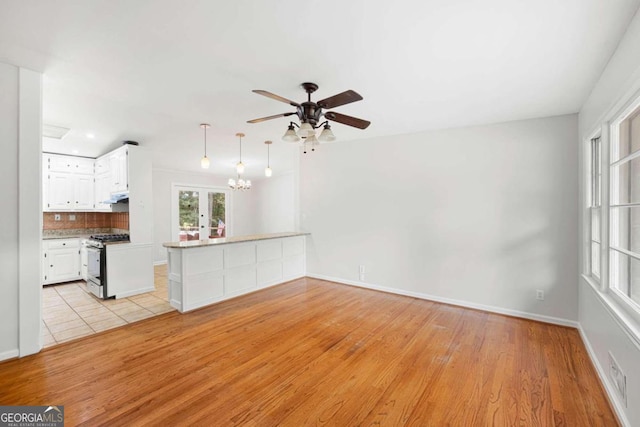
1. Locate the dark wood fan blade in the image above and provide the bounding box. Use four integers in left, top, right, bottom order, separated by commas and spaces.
253, 90, 300, 107
247, 112, 295, 124
317, 90, 363, 109
325, 111, 371, 129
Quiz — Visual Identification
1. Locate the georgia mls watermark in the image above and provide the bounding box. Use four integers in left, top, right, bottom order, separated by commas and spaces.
0, 406, 64, 427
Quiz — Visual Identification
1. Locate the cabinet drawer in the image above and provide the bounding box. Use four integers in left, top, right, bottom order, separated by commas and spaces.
46, 239, 80, 250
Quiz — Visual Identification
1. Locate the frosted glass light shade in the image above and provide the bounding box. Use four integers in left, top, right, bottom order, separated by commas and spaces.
228, 178, 235, 187
265, 166, 272, 177
282, 127, 300, 142
318, 126, 336, 142
297, 122, 314, 137
246, 180, 252, 188
236, 161, 245, 174
200, 156, 210, 169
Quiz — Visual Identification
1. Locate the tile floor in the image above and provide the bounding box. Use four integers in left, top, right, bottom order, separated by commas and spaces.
42, 264, 173, 347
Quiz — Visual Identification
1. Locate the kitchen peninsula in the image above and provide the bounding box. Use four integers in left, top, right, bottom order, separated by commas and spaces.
163, 232, 307, 312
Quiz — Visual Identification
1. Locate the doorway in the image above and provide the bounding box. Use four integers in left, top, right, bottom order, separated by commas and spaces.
171, 185, 231, 241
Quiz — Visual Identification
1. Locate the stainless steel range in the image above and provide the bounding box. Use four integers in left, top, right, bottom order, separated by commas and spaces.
86, 234, 130, 298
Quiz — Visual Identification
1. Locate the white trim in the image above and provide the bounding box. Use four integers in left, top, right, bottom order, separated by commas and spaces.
18, 67, 42, 357
578, 325, 630, 427
0, 349, 19, 362
582, 274, 640, 351
306, 273, 579, 328
153, 260, 167, 266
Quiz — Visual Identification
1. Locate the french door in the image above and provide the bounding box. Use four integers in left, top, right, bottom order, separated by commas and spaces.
172, 185, 230, 241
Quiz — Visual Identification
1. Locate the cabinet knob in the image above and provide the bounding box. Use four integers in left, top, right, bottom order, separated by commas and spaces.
62, 243, 66, 246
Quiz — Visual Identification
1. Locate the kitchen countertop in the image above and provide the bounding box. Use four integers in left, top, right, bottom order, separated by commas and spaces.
163, 232, 309, 249
43, 228, 129, 240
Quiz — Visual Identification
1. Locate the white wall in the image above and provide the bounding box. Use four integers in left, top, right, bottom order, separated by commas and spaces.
578, 7, 640, 427
252, 171, 296, 234
151, 168, 257, 263
301, 114, 579, 324
0, 62, 42, 361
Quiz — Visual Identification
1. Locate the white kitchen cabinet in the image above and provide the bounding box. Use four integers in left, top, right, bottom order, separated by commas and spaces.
109, 146, 128, 194
44, 171, 95, 211
47, 154, 94, 174
165, 233, 307, 313
94, 155, 112, 211
43, 238, 81, 285
80, 239, 89, 281
43, 154, 95, 212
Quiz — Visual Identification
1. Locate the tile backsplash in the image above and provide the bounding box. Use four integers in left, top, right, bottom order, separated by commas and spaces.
43, 212, 129, 231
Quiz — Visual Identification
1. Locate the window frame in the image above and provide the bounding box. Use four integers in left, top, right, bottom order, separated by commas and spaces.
588, 135, 602, 282
608, 93, 640, 322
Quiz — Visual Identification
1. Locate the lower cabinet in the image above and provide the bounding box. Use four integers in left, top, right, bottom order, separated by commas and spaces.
166, 235, 306, 313
43, 239, 81, 285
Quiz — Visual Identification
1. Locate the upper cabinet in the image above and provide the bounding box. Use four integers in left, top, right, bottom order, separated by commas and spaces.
94, 155, 112, 212
43, 154, 95, 211
109, 146, 128, 194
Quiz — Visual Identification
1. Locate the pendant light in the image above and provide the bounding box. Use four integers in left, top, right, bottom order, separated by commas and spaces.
200, 123, 211, 168
236, 132, 245, 174
264, 140, 273, 177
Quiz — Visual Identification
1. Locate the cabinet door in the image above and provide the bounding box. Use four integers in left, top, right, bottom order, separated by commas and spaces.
47, 154, 74, 172
46, 172, 73, 210
48, 248, 81, 283
73, 157, 94, 175
75, 174, 94, 210
109, 148, 128, 193
95, 156, 110, 176
94, 173, 113, 211
80, 243, 88, 281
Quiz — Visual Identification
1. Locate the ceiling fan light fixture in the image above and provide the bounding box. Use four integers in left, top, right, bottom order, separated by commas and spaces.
282, 124, 300, 142
298, 122, 314, 137
318, 123, 336, 142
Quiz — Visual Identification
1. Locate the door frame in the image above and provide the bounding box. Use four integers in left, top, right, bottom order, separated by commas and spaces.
170, 183, 232, 241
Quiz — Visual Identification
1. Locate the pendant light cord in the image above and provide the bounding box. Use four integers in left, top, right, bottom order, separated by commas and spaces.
203, 126, 207, 157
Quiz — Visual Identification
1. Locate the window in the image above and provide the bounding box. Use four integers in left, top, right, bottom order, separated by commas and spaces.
610, 106, 640, 309
589, 136, 602, 280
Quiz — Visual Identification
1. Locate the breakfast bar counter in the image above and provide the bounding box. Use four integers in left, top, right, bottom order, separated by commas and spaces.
163, 232, 308, 312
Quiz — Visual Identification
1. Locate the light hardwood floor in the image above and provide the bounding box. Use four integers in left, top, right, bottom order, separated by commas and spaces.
2, 277, 617, 426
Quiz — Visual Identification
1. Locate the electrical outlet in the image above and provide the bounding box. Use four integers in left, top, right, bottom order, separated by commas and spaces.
69, 214, 76, 221
536, 290, 544, 300
54, 214, 61, 221
359, 265, 365, 281
608, 352, 627, 407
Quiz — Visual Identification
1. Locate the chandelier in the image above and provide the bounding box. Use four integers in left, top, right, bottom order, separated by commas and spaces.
228, 133, 251, 190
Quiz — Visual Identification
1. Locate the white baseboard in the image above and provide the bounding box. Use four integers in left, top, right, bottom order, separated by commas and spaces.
0, 349, 19, 362
306, 273, 579, 328
154, 260, 168, 266
578, 326, 630, 427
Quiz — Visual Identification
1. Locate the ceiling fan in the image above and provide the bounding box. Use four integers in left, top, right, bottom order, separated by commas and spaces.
247, 82, 371, 147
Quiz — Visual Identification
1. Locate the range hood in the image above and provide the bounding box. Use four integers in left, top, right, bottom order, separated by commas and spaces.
103, 191, 129, 204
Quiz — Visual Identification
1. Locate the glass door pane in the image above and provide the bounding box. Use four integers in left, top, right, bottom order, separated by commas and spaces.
178, 190, 200, 241
208, 192, 226, 238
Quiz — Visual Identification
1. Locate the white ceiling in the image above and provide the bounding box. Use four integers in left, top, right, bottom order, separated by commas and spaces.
1, 0, 639, 179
